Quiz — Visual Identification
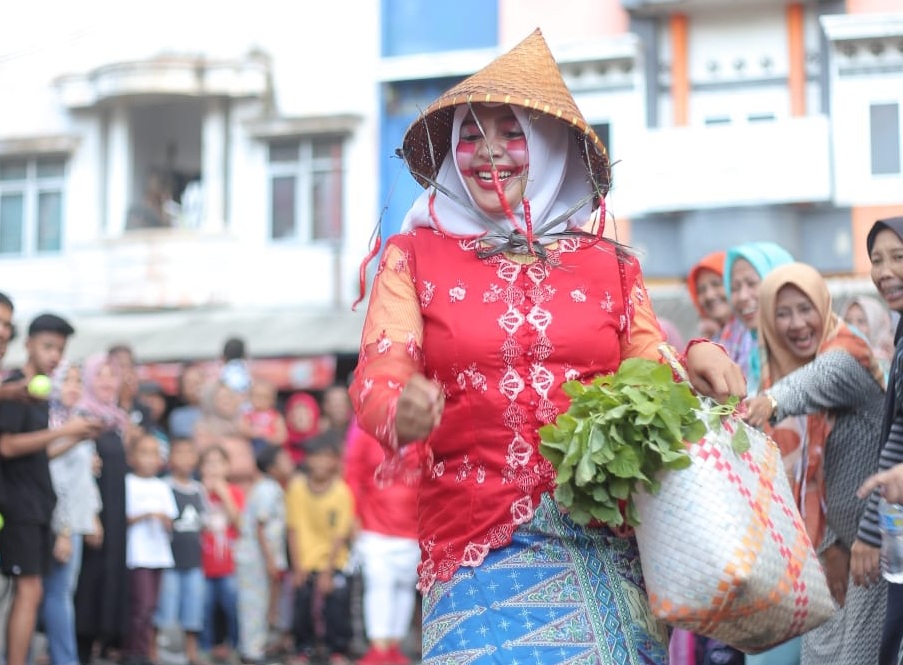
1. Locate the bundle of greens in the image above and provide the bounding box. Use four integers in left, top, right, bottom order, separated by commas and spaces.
539, 357, 745, 528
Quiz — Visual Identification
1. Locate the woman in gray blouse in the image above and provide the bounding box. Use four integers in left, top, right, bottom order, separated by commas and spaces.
744, 262, 886, 665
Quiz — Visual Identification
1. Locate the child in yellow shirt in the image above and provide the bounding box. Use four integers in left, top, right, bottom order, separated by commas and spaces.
285, 430, 355, 665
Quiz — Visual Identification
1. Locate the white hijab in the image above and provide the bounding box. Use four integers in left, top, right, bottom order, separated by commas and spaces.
401, 105, 595, 245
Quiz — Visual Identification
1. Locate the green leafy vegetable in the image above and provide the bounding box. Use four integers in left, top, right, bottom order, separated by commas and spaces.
539, 358, 745, 528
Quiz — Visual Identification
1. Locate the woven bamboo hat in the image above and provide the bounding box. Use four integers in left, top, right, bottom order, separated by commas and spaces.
401, 28, 611, 197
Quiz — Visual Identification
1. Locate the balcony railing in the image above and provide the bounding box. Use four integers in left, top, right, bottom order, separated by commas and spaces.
612, 114, 832, 215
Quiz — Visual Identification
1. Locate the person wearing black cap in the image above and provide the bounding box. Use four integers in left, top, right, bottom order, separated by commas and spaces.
0, 313, 102, 665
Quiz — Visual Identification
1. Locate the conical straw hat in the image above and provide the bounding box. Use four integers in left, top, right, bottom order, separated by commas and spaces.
401, 28, 610, 197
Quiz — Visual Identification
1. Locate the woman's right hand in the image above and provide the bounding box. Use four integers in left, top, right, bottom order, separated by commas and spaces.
395, 374, 444, 444
85, 515, 104, 549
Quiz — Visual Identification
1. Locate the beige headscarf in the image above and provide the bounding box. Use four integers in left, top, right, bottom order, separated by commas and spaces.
758, 262, 884, 547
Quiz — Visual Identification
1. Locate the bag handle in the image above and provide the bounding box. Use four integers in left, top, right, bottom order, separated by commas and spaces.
658, 342, 691, 386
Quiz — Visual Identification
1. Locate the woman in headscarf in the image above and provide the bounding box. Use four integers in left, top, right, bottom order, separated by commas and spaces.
724, 247, 799, 665
74, 353, 131, 664
840, 294, 895, 378
724, 241, 795, 395
683, 252, 749, 665
852, 216, 903, 665
42, 361, 104, 665
283, 391, 321, 468
744, 262, 886, 665
687, 250, 735, 339
349, 29, 745, 664
195, 379, 255, 486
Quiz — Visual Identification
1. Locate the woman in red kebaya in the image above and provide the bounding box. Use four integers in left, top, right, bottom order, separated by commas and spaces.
350, 30, 745, 664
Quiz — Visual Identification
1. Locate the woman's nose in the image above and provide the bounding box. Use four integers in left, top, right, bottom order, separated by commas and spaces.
476, 134, 502, 159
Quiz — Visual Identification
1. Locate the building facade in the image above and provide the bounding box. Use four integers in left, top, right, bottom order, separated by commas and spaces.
1, 0, 902, 370
0, 2, 380, 378
376, 0, 903, 332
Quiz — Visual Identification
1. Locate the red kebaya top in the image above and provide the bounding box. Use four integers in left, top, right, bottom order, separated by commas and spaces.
350, 229, 665, 592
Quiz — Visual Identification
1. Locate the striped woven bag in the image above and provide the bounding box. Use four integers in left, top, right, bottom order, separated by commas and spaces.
633, 401, 836, 653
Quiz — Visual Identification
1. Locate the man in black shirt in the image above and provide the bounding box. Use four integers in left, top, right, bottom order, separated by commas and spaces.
0, 313, 101, 665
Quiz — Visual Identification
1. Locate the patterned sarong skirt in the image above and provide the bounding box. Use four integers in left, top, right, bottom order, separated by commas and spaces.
421, 495, 669, 664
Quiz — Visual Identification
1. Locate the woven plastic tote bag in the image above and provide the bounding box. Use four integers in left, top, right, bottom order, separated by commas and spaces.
633, 358, 835, 653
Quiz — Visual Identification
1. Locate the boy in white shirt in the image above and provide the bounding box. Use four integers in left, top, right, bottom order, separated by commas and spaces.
125, 433, 178, 665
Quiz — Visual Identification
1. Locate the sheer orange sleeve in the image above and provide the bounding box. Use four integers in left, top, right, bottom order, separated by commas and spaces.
349, 243, 425, 450
619, 259, 666, 362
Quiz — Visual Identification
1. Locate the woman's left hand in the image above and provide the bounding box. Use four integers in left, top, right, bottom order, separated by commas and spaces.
820, 543, 850, 606
850, 538, 880, 587
685, 341, 746, 403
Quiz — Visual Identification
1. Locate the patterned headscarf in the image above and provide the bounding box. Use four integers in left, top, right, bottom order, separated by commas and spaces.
49, 360, 76, 430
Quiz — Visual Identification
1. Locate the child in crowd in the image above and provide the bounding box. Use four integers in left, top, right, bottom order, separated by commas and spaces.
154, 437, 208, 665
283, 392, 321, 468
240, 379, 288, 455
199, 445, 244, 660
344, 425, 420, 665
319, 385, 352, 441
235, 445, 293, 665
286, 430, 355, 665
125, 434, 178, 665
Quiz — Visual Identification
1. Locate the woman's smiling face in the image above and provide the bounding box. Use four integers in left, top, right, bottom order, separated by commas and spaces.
455, 104, 528, 216
870, 228, 903, 313
774, 284, 823, 361
729, 258, 762, 330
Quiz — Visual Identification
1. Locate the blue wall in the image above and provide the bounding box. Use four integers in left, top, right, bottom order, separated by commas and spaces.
378, 1, 499, 239
379, 78, 462, 239
381, 0, 498, 56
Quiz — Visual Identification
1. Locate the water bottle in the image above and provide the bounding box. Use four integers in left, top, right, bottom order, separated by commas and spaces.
879, 497, 903, 583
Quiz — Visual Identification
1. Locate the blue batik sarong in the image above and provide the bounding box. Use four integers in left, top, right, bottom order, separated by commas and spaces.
422, 495, 669, 664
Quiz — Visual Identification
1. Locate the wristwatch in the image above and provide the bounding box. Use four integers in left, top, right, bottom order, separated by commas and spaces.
764, 392, 778, 419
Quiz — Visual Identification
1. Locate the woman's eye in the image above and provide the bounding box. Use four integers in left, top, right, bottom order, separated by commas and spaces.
460, 125, 481, 141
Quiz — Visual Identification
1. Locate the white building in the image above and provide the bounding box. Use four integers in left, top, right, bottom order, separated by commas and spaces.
2, 0, 902, 373
0, 2, 379, 377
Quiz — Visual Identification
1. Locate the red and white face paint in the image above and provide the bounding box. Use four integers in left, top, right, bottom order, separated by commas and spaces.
455, 104, 529, 217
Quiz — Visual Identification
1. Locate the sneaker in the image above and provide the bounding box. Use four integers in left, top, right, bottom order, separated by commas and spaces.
386, 645, 412, 665
356, 646, 391, 665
